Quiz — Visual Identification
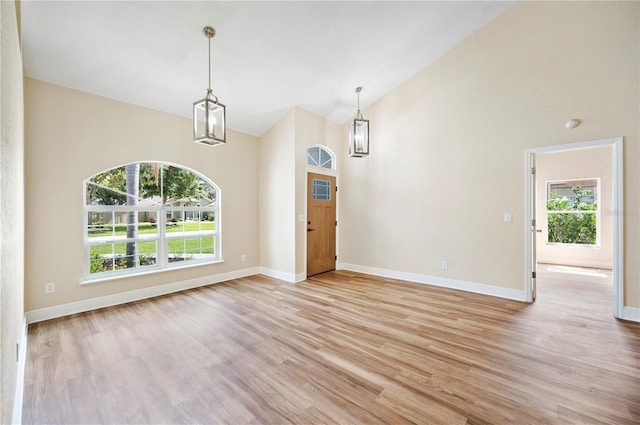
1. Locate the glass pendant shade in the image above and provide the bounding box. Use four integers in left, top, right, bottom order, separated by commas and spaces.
349, 118, 369, 157
348, 86, 369, 157
193, 91, 226, 146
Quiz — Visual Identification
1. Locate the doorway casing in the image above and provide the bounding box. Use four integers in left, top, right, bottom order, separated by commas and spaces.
524, 137, 623, 317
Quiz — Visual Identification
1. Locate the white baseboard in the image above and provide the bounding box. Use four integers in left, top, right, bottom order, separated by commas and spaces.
259, 267, 297, 283
340, 263, 528, 302
12, 318, 27, 425
620, 306, 640, 322
537, 258, 613, 270
26, 267, 260, 324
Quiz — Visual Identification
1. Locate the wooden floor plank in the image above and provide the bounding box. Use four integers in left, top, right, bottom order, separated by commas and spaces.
22, 265, 640, 424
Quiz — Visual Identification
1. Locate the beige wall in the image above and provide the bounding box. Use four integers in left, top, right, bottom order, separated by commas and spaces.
24, 79, 259, 312
1, 0, 25, 422
339, 1, 639, 308
258, 109, 296, 277
536, 147, 613, 269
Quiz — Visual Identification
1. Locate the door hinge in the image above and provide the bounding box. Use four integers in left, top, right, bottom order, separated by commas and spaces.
335, 255, 337, 261
531, 167, 536, 174
335, 186, 338, 192
532, 271, 536, 279
531, 219, 536, 227
335, 220, 338, 226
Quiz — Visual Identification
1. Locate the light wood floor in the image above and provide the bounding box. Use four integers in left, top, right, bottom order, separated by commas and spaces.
23, 268, 640, 424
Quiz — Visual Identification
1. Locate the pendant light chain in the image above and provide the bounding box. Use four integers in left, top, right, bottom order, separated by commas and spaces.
203, 26, 216, 100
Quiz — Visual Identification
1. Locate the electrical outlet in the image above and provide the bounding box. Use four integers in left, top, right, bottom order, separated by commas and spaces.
441, 261, 448, 270
45, 282, 55, 294
241, 254, 246, 262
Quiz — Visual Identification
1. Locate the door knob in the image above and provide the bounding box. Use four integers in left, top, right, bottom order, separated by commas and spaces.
536, 229, 542, 233
307, 228, 316, 232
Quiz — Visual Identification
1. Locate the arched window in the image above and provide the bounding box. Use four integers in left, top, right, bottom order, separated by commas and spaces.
84, 162, 220, 280
306, 145, 335, 170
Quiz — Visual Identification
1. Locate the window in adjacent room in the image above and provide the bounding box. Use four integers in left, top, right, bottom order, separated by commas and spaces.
546, 178, 599, 246
84, 162, 219, 280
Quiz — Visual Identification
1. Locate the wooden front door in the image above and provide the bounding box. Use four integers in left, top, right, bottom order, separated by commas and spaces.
307, 172, 336, 277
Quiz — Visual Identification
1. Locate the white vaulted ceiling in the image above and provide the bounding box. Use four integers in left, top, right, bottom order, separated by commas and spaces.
21, 1, 514, 137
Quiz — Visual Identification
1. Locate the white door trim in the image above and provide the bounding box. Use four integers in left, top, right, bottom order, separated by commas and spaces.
524, 137, 623, 318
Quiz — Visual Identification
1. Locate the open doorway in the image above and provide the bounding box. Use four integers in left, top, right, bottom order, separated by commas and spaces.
525, 137, 623, 318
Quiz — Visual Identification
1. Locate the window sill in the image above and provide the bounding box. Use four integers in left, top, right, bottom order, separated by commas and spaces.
545, 243, 600, 249
80, 259, 225, 285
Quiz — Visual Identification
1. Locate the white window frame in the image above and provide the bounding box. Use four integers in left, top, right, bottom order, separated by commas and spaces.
83, 162, 220, 281
306, 145, 336, 170
545, 178, 600, 247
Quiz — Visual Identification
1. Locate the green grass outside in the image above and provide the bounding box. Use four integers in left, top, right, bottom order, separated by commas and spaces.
89, 237, 215, 256
88, 221, 214, 237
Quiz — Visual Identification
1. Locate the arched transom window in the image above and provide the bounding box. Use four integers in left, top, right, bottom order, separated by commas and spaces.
84, 162, 220, 280
307, 146, 335, 170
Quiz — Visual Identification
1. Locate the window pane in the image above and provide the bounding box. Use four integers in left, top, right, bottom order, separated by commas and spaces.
165, 211, 185, 231
167, 239, 186, 260
184, 210, 200, 222
162, 165, 215, 206
139, 212, 158, 236
200, 219, 215, 232
547, 212, 597, 245
200, 236, 215, 254
87, 212, 114, 238
307, 147, 320, 166
547, 179, 598, 209
139, 163, 162, 204
89, 244, 114, 274
138, 241, 157, 267
313, 179, 331, 201
167, 237, 215, 261
320, 149, 332, 168
114, 242, 136, 270
86, 166, 127, 205
168, 239, 193, 262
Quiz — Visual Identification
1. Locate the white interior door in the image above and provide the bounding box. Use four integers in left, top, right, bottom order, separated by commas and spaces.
530, 153, 537, 301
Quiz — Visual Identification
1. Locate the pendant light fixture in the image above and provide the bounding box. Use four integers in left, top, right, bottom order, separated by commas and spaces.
193, 26, 226, 146
348, 86, 369, 157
